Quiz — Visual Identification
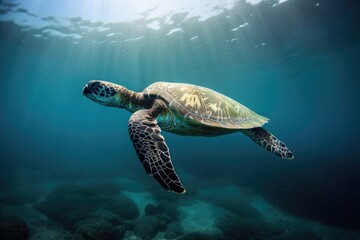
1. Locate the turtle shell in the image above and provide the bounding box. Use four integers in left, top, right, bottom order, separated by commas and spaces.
143, 82, 269, 129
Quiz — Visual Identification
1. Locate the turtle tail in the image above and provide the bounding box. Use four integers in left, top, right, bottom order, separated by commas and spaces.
241, 127, 294, 159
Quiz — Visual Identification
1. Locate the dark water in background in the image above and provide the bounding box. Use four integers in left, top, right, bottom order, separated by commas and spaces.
1, 0, 360, 239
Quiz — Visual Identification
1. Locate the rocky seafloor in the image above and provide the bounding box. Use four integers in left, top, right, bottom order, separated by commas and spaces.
0, 174, 359, 240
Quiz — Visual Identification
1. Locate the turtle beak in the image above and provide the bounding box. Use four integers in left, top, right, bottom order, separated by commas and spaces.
82, 84, 91, 95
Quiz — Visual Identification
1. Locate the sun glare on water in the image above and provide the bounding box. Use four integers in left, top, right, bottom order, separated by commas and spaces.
11, 0, 287, 23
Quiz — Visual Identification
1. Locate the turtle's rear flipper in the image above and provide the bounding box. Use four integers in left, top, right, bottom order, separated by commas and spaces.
128, 109, 186, 194
241, 127, 294, 159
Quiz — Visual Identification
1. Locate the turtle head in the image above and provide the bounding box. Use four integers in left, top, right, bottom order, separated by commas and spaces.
82, 80, 125, 107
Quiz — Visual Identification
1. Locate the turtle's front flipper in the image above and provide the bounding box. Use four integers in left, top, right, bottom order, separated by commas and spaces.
241, 127, 294, 159
128, 109, 186, 194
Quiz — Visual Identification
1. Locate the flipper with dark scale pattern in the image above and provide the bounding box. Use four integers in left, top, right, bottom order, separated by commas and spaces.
241, 127, 294, 159
128, 109, 186, 193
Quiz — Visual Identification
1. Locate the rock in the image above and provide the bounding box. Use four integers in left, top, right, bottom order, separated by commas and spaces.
163, 222, 184, 239
34, 183, 139, 231
103, 194, 139, 220
133, 216, 165, 240
76, 221, 125, 240
144, 204, 162, 216
0, 216, 29, 240
34, 184, 104, 231
87, 209, 124, 226
176, 232, 220, 240
160, 202, 180, 222
81, 181, 121, 196
31, 228, 78, 240
217, 214, 260, 240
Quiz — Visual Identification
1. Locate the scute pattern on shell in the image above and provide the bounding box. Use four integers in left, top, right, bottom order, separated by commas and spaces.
143, 82, 269, 129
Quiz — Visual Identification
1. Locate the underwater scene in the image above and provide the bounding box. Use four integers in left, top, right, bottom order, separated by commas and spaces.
1, 0, 360, 239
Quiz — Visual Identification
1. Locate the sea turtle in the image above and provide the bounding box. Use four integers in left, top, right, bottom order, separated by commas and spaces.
82, 80, 294, 193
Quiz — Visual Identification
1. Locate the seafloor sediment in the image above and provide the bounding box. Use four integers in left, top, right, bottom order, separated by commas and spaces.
0, 174, 359, 240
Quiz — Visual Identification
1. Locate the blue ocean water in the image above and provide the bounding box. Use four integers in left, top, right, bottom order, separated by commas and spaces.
1, 0, 360, 239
